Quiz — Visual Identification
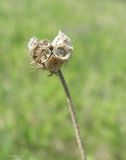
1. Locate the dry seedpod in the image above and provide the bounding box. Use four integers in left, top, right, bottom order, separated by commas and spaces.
28, 38, 52, 69
27, 32, 87, 160
28, 31, 73, 74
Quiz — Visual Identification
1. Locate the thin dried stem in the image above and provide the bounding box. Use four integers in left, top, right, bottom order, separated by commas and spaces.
57, 70, 87, 160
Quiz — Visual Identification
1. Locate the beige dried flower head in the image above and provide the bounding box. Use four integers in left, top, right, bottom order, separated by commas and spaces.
52, 31, 73, 60
28, 31, 73, 74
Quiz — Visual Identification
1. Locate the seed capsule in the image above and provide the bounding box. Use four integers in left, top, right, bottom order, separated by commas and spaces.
28, 31, 73, 74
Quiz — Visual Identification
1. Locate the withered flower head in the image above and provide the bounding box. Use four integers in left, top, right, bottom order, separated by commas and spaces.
28, 31, 73, 74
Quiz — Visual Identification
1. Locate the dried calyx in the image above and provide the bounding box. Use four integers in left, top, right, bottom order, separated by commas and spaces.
28, 31, 73, 74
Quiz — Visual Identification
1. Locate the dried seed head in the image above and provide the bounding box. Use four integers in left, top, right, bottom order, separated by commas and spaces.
27, 31, 73, 74
28, 39, 52, 69
52, 31, 73, 61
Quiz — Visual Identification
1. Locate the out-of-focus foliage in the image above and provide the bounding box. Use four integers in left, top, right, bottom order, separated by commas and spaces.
0, 0, 126, 159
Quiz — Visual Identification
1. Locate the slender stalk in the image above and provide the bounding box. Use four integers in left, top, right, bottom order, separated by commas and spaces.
57, 70, 87, 160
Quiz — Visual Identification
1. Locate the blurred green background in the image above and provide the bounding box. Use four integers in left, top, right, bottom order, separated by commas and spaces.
0, 0, 126, 159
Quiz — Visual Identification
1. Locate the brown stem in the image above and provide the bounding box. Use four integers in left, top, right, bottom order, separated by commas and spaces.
57, 70, 87, 160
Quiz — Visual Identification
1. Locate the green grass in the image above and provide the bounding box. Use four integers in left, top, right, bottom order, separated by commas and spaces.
0, 0, 126, 159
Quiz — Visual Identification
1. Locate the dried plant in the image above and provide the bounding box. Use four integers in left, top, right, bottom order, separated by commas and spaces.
28, 31, 73, 74
27, 31, 87, 160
